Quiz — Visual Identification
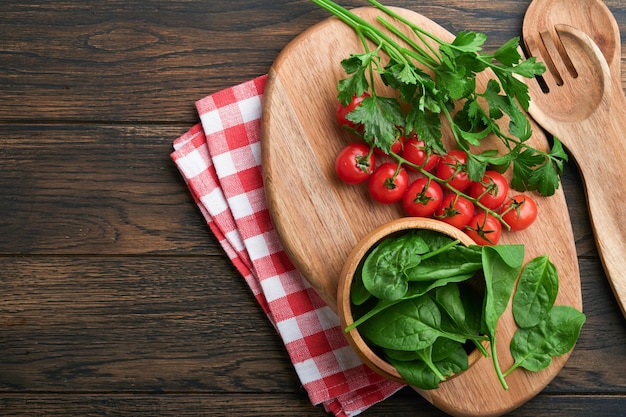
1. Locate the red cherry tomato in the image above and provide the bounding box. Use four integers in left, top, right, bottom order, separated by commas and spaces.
500, 195, 538, 231
465, 212, 502, 246
336, 93, 369, 130
335, 143, 375, 185
468, 170, 510, 210
368, 162, 409, 204
402, 178, 443, 217
374, 136, 405, 156
434, 194, 475, 229
402, 137, 440, 172
435, 150, 471, 191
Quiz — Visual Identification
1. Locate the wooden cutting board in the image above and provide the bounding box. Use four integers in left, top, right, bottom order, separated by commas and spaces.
261, 7, 582, 417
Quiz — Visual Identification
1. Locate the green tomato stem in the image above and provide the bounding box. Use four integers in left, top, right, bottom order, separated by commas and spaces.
391, 152, 512, 230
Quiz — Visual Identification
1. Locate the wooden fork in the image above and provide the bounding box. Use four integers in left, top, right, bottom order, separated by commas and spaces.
524, 24, 626, 318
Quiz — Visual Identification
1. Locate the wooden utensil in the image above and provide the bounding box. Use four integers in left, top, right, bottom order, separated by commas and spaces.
524, 24, 626, 318
522, 0, 621, 81
262, 7, 581, 416
523, 0, 626, 318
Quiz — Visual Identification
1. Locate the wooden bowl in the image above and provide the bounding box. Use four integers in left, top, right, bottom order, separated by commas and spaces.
337, 217, 485, 385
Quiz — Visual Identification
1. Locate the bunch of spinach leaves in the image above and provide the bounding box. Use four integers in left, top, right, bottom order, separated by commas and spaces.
348, 230, 585, 390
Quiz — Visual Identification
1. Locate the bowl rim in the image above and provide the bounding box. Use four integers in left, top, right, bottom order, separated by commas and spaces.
337, 216, 482, 384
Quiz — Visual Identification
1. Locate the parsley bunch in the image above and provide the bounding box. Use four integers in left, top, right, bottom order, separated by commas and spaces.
312, 0, 568, 196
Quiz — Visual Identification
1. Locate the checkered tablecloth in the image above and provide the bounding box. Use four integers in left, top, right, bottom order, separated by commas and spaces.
170, 75, 404, 416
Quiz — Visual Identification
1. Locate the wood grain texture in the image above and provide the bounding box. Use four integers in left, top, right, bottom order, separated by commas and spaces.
0, 125, 216, 254
525, 24, 626, 317
262, 8, 582, 415
0, 0, 625, 416
1, 393, 626, 417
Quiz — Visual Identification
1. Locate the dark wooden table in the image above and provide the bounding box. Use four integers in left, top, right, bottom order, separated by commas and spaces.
1, 1, 625, 415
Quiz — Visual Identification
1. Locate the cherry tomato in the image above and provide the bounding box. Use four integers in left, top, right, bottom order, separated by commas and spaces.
500, 195, 538, 231
401, 136, 440, 172
336, 93, 369, 130
468, 170, 510, 210
435, 150, 471, 191
402, 178, 443, 217
434, 194, 475, 229
368, 162, 409, 204
335, 143, 375, 185
374, 136, 404, 156
465, 212, 502, 245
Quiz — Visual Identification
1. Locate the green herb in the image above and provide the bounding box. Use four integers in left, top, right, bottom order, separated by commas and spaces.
311, 0, 568, 196
388, 338, 468, 390
512, 255, 559, 329
480, 244, 525, 389
358, 296, 477, 351
503, 256, 586, 377
347, 230, 584, 390
504, 306, 586, 376
361, 232, 429, 301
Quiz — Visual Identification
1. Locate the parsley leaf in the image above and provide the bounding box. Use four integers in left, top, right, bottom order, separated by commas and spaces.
314, 0, 560, 196
348, 95, 405, 152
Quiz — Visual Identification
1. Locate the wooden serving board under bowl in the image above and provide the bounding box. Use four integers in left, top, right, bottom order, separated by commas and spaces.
261, 7, 582, 417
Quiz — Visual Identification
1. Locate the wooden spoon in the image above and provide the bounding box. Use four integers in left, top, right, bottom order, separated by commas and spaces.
522, 0, 621, 82
523, 1, 626, 318
524, 24, 626, 318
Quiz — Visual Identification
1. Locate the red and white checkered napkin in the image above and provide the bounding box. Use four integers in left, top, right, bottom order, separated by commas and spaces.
170, 75, 404, 416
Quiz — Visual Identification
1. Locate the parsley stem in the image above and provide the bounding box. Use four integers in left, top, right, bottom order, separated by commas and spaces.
376, 17, 440, 69
314, 0, 565, 197
368, 0, 444, 59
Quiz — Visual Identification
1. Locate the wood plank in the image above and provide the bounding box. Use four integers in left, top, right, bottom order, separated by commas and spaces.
0, 0, 321, 122
4, 0, 624, 122
0, 126, 596, 256
0, 393, 624, 417
0, 257, 623, 393
0, 256, 300, 392
0, 124, 217, 255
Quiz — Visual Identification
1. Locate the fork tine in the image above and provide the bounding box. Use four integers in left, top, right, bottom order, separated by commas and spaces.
525, 32, 563, 89
525, 27, 580, 94
546, 28, 578, 78
524, 35, 558, 93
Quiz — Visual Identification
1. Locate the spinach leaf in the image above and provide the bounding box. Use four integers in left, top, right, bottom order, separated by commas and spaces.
347, 228, 584, 391
433, 283, 483, 339
512, 255, 559, 328
504, 305, 586, 376
388, 339, 468, 390
412, 229, 455, 251
406, 272, 476, 299
350, 262, 372, 306
433, 283, 466, 328
346, 272, 475, 332
361, 233, 429, 301
481, 244, 525, 389
406, 245, 483, 281
359, 296, 467, 351
481, 245, 525, 329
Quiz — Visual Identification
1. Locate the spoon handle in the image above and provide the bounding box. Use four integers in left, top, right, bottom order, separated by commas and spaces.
573, 75, 626, 318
